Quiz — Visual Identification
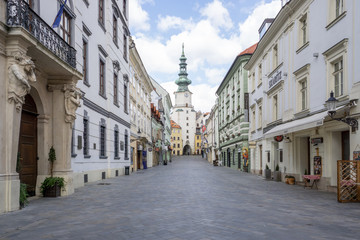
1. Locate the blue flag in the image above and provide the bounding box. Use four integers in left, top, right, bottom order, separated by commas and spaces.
52, 0, 67, 28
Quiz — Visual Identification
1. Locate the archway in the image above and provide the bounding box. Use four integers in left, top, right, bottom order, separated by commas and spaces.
183, 145, 191, 155
18, 94, 38, 196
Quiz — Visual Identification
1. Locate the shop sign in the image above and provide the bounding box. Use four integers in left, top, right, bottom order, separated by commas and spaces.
274, 135, 283, 142
311, 138, 323, 144
269, 71, 282, 89
148, 148, 153, 152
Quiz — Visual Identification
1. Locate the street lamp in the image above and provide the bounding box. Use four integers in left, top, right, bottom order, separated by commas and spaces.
326, 91, 358, 132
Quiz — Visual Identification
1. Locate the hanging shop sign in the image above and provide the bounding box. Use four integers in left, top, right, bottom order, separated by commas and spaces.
274, 135, 283, 142
148, 148, 153, 152
311, 138, 323, 144
314, 156, 322, 176
242, 147, 249, 167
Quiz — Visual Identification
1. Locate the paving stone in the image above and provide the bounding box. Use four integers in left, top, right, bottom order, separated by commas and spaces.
1, 156, 360, 239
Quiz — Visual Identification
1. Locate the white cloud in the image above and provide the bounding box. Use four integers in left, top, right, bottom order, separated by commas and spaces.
157, 15, 194, 32
238, 0, 281, 48
129, 0, 151, 31
161, 81, 217, 113
203, 67, 228, 85
200, 0, 233, 30
132, 0, 282, 112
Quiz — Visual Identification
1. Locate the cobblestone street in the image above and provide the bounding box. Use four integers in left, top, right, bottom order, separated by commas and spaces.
1, 156, 360, 240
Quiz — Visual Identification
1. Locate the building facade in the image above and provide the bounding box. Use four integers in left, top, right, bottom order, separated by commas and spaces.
71, 0, 131, 188
246, 0, 360, 191
151, 78, 172, 163
0, 0, 84, 213
216, 43, 256, 171
129, 38, 153, 171
171, 120, 183, 156
171, 45, 197, 155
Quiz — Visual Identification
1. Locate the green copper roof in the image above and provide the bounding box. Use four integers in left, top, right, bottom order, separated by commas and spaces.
175, 43, 191, 92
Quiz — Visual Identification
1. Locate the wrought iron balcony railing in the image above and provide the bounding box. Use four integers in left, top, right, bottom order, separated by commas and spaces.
7, 0, 76, 68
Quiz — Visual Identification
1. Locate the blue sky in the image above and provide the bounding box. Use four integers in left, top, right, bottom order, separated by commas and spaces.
129, 0, 282, 112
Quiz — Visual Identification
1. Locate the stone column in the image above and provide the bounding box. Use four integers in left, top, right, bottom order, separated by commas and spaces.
0, 48, 36, 213
46, 83, 81, 196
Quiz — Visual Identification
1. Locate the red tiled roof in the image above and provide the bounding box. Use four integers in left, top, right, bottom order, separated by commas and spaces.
238, 43, 258, 56
171, 120, 181, 129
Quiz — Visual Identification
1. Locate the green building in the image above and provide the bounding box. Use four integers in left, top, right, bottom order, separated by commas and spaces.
216, 43, 257, 171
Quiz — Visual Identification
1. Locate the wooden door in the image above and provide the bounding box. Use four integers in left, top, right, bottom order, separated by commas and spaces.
259, 145, 263, 175
19, 95, 38, 196
137, 150, 141, 170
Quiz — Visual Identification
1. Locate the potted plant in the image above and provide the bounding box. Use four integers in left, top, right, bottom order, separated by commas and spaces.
285, 175, 295, 185
274, 164, 281, 182
265, 164, 271, 180
40, 146, 65, 197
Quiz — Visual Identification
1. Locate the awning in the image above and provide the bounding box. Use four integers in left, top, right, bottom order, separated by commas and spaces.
264, 111, 328, 138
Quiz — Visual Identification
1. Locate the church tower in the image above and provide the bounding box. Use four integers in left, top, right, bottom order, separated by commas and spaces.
171, 44, 197, 155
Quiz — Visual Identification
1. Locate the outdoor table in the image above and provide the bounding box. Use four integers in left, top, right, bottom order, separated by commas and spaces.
303, 175, 321, 189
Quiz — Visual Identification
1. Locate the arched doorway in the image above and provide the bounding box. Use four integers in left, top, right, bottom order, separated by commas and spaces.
18, 94, 38, 196
183, 145, 191, 155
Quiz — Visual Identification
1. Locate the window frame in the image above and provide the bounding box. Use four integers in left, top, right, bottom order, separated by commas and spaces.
99, 58, 106, 98
98, 0, 105, 26
82, 38, 90, 86
113, 73, 119, 106
99, 119, 107, 159
113, 15, 118, 46
60, 10, 71, 45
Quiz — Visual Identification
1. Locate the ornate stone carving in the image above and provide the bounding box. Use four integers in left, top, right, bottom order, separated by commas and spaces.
8, 53, 36, 112
64, 84, 81, 123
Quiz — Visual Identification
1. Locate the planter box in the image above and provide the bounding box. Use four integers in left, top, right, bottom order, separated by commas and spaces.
43, 183, 61, 197
265, 169, 271, 180
274, 171, 281, 182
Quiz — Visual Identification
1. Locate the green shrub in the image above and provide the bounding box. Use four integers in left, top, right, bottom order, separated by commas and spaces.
275, 164, 279, 171
40, 177, 65, 195
265, 164, 269, 170
19, 183, 28, 208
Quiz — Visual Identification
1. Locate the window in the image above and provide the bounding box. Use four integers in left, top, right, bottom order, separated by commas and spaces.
187, 135, 189, 139
197, 136, 199, 140
98, 0, 104, 25
114, 126, 119, 159
60, 11, 71, 44
273, 44, 278, 69
273, 95, 278, 121
99, 59, 105, 97
177, 137, 179, 140
100, 119, 106, 158
83, 113, 89, 157
186, 123, 189, 126
336, 0, 344, 18
299, 15, 307, 46
83, 39, 89, 85
186, 117, 189, 120
186, 110, 188, 114
113, 73, 118, 105
123, 0, 127, 18
123, 34, 127, 60
71, 125, 76, 157
323, 39, 348, 99
300, 80, 307, 110
124, 83, 128, 113
252, 72, 255, 91
173, 144, 176, 148
258, 64, 262, 86
333, 59, 343, 97
178, 144, 180, 148
124, 130, 129, 159
258, 106, 262, 129
197, 143, 199, 147
113, 15, 118, 45
251, 109, 255, 131
186, 130, 189, 133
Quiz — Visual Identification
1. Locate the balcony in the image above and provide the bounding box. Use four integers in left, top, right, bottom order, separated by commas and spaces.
6, 0, 76, 68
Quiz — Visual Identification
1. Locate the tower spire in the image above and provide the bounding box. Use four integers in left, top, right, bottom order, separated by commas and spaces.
175, 44, 191, 92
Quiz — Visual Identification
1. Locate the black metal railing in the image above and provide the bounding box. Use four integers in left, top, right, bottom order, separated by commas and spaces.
7, 0, 76, 68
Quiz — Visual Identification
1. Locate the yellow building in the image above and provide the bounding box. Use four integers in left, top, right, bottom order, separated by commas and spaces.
171, 121, 183, 156
195, 131, 202, 155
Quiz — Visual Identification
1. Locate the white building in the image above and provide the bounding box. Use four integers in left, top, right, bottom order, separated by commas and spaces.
151, 78, 173, 162
129, 38, 153, 171
246, 0, 360, 191
171, 45, 197, 155
70, 0, 131, 187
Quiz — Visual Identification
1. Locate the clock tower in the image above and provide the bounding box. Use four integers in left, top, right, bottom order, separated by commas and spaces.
171, 44, 196, 155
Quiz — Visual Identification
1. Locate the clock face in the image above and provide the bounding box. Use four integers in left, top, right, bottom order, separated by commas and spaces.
184, 93, 189, 97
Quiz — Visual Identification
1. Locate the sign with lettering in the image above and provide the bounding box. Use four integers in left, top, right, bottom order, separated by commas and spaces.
269, 71, 282, 89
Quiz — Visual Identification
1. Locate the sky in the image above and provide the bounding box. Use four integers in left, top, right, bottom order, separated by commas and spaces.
129, 0, 282, 112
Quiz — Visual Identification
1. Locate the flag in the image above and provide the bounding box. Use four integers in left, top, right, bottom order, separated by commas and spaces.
52, 0, 67, 28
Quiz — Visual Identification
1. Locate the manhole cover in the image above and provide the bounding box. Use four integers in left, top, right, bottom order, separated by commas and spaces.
98, 183, 111, 185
